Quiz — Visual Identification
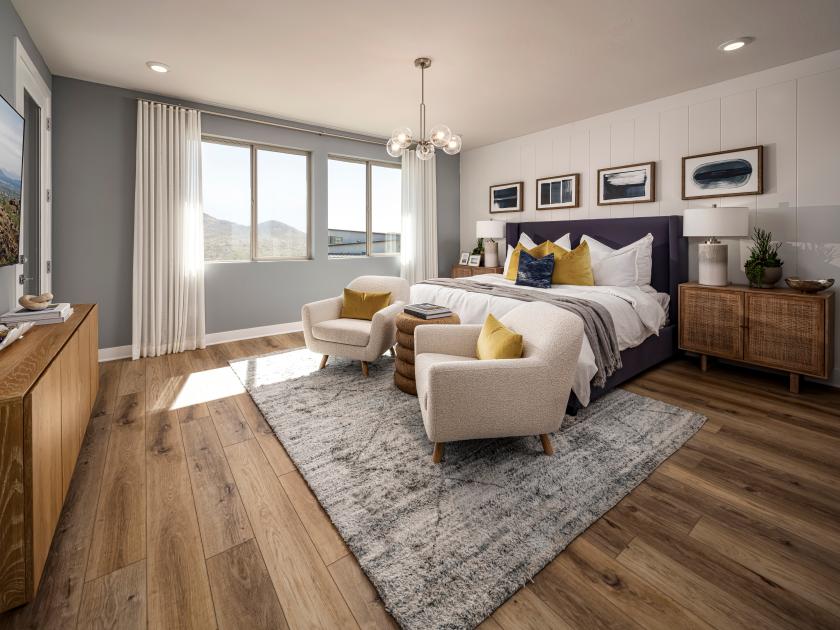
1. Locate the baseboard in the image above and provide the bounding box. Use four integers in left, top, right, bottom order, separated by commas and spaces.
98, 321, 304, 362
99, 345, 133, 362
204, 321, 303, 345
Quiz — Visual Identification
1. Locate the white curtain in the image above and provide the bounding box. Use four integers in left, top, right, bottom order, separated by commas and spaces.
400, 150, 438, 283
132, 100, 205, 359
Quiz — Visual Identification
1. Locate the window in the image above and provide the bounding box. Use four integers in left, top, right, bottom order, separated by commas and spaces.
202, 138, 309, 261
328, 157, 400, 256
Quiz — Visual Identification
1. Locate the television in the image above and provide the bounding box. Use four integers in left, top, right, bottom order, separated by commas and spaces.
0, 93, 24, 268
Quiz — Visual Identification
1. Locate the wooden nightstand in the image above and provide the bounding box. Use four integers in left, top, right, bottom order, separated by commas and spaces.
451, 264, 504, 278
678, 282, 834, 393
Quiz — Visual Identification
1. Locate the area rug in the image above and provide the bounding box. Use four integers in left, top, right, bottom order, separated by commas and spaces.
229, 349, 705, 630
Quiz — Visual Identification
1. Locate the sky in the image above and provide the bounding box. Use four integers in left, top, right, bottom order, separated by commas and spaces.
0, 97, 24, 181
202, 141, 401, 234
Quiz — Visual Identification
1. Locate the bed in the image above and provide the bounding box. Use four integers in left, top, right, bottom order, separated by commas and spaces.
411, 215, 687, 409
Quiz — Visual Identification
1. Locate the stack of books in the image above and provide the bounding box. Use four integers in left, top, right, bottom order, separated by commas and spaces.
1, 303, 74, 326
404, 303, 453, 320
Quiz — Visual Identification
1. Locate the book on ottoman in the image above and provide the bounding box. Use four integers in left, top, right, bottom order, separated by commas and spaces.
404, 303, 452, 320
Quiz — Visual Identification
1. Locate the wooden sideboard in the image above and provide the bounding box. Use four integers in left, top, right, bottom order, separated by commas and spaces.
0, 304, 99, 612
678, 283, 834, 392
451, 264, 504, 278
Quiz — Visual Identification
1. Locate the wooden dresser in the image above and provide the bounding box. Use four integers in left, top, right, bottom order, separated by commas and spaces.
679, 284, 834, 392
451, 265, 504, 278
0, 305, 99, 612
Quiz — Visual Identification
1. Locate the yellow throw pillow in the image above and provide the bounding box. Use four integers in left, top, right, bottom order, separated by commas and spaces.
340, 288, 391, 320
476, 313, 524, 360
533, 240, 594, 286
504, 243, 539, 281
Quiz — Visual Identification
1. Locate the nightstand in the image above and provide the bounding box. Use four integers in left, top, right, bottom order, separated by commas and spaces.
451, 265, 504, 278
678, 282, 834, 393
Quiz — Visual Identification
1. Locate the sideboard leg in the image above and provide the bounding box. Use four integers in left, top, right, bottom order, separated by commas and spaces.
789, 373, 800, 394
700, 355, 708, 372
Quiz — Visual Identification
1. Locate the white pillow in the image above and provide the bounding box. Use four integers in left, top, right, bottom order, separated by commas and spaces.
582, 233, 653, 286
590, 248, 638, 286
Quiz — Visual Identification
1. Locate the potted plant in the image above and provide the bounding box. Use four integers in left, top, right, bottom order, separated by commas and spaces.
744, 227, 783, 288
472, 238, 485, 263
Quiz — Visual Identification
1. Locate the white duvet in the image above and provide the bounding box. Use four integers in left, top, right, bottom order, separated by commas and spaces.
410, 274, 668, 406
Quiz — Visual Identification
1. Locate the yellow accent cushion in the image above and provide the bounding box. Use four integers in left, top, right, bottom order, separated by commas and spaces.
504, 243, 531, 281
533, 240, 595, 286
476, 313, 524, 360
340, 288, 391, 320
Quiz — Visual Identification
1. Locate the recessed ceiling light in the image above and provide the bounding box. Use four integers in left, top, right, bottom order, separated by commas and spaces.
146, 61, 169, 73
718, 37, 753, 52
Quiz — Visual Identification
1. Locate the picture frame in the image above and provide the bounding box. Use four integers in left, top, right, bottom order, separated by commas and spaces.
682, 145, 763, 200
597, 161, 656, 205
489, 181, 523, 213
467, 254, 482, 267
536, 173, 579, 209
458, 252, 470, 265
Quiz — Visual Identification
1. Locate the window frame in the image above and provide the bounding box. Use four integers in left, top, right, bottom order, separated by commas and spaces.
202, 134, 312, 262
328, 154, 400, 258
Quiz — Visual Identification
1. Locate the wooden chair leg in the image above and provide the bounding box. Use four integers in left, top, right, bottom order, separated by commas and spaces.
389, 346, 396, 357
432, 442, 444, 464
361, 361, 369, 377
539, 434, 554, 455
319, 355, 329, 370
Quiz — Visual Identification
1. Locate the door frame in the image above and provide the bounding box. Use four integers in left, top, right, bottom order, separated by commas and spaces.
14, 37, 51, 298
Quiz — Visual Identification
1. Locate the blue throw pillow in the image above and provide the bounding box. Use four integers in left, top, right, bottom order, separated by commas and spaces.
516, 250, 555, 289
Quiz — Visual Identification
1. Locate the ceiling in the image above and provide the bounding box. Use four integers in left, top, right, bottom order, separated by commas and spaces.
14, 0, 840, 149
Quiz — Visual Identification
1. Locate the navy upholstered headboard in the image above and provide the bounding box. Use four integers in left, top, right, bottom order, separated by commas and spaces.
504, 216, 687, 323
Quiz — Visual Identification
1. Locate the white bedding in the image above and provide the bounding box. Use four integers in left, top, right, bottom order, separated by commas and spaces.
410, 274, 668, 406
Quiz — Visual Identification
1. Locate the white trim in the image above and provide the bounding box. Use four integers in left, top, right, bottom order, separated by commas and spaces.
98, 320, 304, 362
204, 320, 303, 345
98, 345, 132, 362
14, 37, 52, 298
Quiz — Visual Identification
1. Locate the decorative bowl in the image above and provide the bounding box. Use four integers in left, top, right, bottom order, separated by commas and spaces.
784, 277, 835, 293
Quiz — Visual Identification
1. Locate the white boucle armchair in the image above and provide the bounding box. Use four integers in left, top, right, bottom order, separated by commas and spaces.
302, 275, 410, 376
414, 302, 584, 463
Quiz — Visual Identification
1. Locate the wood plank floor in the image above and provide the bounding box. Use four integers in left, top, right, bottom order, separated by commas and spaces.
2, 333, 839, 629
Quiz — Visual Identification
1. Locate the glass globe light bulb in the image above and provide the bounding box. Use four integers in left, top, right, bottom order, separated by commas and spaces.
443, 134, 462, 155
391, 127, 413, 149
429, 124, 452, 148
386, 139, 404, 158
416, 142, 435, 161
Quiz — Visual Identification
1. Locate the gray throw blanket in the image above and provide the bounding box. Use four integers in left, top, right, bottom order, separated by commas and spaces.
419, 278, 622, 387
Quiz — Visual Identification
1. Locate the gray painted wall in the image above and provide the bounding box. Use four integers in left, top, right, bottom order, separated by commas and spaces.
0, 0, 52, 315
52, 77, 460, 349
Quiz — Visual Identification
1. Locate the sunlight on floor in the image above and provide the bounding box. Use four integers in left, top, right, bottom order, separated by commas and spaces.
168, 366, 246, 410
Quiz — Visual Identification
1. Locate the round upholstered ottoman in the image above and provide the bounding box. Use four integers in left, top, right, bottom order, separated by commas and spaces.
394, 311, 460, 395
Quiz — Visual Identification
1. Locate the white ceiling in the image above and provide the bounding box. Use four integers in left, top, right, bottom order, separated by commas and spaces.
14, 0, 840, 149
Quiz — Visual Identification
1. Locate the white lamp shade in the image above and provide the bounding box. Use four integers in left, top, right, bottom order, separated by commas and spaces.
476, 220, 506, 239
683, 207, 750, 238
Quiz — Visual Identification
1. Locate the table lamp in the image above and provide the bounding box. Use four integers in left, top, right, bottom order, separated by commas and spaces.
683, 206, 749, 286
476, 220, 506, 267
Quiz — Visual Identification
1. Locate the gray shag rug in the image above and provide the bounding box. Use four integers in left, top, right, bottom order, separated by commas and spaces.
229, 349, 705, 630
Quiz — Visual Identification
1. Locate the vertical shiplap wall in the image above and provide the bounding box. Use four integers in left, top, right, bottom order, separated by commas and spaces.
460, 49, 840, 385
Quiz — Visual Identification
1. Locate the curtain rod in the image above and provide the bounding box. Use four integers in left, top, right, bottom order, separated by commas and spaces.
137, 98, 386, 146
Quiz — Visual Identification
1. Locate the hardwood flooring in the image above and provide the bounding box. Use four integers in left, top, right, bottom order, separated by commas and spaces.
2, 333, 839, 629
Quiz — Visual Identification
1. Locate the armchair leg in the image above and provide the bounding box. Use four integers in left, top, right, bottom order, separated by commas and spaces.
539, 434, 554, 455
432, 442, 444, 464
389, 346, 396, 357
361, 361, 369, 377
319, 355, 329, 370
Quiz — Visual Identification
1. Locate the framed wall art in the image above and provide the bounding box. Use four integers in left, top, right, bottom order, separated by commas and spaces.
536, 173, 579, 209
597, 161, 656, 205
489, 181, 523, 213
682, 145, 763, 200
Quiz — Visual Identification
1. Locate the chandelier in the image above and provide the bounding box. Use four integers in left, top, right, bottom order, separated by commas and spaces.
386, 57, 462, 160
